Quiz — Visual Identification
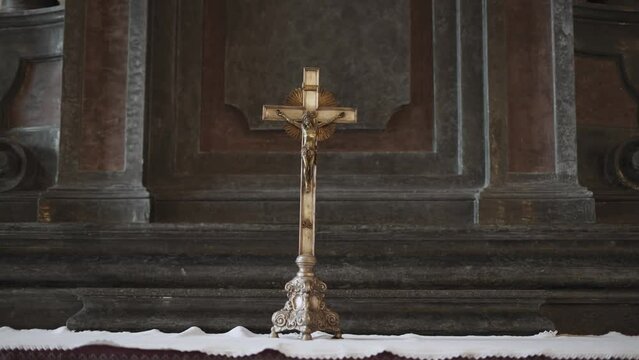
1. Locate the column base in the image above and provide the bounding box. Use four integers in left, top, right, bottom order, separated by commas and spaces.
479, 183, 595, 225
38, 187, 150, 223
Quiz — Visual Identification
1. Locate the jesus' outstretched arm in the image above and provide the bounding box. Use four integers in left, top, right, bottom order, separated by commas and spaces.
276, 109, 301, 127
318, 112, 345, 127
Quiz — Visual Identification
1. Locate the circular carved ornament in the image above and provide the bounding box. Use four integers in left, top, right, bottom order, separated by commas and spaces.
606, 136, 639, 191
0, 138, 32, 192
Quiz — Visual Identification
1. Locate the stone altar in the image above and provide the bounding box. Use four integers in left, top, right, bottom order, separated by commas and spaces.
0, 0, 638, 336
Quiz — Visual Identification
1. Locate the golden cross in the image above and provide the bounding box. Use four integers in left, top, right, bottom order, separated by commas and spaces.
262, 67, 356, 340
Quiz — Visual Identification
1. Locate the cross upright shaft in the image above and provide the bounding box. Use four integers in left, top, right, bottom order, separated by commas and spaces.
262, 68, 356, 257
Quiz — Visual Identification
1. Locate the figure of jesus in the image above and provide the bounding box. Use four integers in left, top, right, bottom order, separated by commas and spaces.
276, 109, 345, 192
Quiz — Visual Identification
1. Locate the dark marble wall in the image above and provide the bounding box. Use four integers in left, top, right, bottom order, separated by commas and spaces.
200, 1, 434, 154
147, 0, 485, 225
225, 0, 410, 132
505, 0, 555, 173
1, 0, 617, 226
78, 1, 129, 172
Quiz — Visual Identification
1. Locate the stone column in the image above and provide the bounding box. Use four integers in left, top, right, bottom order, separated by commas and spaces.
38, 0, 149, 223
479, 0, 594, 224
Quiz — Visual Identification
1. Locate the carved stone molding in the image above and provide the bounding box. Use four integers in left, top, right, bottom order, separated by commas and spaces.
1, 56, 62, 129
0, 0, 59, 12
0, 138, 36, 192
1, 223, 639, 334
606, 136, 639, 190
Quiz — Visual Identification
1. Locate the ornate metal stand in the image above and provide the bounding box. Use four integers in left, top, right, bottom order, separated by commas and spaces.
270, 255, 341, 340
262, 68, 357, 340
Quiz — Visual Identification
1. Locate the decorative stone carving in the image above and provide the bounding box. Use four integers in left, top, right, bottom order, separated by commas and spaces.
0, 0, 58, 12
2, 56, 62, 129
0, 138, 35, 192
606, 137, 639, 191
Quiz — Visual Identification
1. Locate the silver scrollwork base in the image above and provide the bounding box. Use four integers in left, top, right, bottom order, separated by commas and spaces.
270, 255, 341, 340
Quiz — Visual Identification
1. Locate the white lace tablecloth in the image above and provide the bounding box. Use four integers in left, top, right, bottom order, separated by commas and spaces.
1, 326, 639, 359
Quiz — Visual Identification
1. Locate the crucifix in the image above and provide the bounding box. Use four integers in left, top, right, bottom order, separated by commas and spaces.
262, 67, 357, 340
